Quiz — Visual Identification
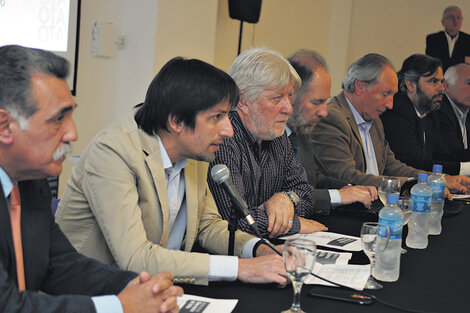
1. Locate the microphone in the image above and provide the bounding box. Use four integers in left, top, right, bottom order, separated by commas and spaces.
211, 164, 260, 235
211, 164, 281, 256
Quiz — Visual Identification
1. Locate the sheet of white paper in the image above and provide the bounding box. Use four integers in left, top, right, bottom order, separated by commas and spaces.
178, 294, 238, 313
305, 263, 370, 290
451, 194, 470, 200
281, 232, 362, 251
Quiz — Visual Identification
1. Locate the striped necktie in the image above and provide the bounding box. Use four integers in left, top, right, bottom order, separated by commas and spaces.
10, 184, 25, 291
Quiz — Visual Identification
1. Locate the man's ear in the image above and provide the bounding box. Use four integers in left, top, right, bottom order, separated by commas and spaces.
167, 115, 184, 134
0, 109, 14, 145
405, 80, 417, 94
443, 79, 450, 93
355, 80, 367, 96
237, 98, 249, 115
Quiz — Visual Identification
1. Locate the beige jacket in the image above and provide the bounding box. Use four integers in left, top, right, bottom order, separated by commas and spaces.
56, 113, 253, 285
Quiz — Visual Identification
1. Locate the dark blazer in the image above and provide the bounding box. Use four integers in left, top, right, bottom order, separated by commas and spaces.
433, 94, 470, 162
0, 179, 135, 313
426, 30, 470, 72
289, 132, 348, 215
380, 93, 460, 174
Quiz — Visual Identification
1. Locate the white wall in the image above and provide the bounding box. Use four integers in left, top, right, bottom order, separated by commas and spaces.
60, 0, 158, 194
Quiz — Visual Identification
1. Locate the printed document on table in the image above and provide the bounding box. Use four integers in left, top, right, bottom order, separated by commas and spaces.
305, 264, 370, 290
281, 231, 362, 251
178, 294, 238, 313
316, 249, 352, 265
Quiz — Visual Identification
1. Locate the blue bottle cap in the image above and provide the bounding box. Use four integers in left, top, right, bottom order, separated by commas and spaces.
386, 193, 399, 204
432, 164, 443, 173
417, 173, 428, 182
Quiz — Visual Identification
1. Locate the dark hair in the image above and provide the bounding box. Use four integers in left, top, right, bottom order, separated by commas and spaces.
398, 54, 442, 93
135, 57, 239, 135
0, 45, 69, 123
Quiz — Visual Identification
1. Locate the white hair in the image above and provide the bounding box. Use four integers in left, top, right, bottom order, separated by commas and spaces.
228, 47, 301, 103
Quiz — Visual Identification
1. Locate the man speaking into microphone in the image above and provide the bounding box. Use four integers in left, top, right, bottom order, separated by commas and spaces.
57, 57, 287, 286
208, 48, 327, 239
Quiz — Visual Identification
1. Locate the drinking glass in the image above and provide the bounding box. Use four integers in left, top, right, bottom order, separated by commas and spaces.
378, 176, 401, 205
398, 197, 412, 254
361, 222, 389, 289
282, 238, 317, 313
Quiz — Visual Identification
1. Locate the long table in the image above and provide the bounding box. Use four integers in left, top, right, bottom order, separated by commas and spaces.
180, 205, 470, 313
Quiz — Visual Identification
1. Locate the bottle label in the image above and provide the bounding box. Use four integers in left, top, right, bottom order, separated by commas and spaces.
378, 217, 402, 239
428, 182, 445, 201
411, 194, 431, 213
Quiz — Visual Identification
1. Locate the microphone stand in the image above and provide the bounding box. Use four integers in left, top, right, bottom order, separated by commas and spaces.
228, 204, 237, 256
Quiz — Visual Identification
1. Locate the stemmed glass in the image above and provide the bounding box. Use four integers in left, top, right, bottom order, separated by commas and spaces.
378, 176, 401, 205
398, 197, 412, 254
282, 238, 317, 313
361, 222, 389, 290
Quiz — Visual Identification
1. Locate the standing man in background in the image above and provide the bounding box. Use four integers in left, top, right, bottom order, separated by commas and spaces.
286, 49, 377, 214
208, 47, 327, 239
426, 5, 470, 72
0, 45, 182, 313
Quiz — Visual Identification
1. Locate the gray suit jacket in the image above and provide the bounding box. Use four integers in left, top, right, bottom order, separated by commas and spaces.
308, 92, 419, 187
56, 113, 254, 285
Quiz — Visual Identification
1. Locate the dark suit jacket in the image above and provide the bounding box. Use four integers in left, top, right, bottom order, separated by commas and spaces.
433, 94, 470, 162
426, 30, 470, 72
289, 132, 348, 215
0, 179, 135, 313
380, 93, 460, 174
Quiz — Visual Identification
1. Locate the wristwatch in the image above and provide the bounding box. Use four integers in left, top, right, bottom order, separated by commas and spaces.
282, 191, 300, 208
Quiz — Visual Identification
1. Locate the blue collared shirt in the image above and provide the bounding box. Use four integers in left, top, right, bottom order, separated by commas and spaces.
345, 96, 379, 175
157, 136, 257, 281
0, 167, 123, 313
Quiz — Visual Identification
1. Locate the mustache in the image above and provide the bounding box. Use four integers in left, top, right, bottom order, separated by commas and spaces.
52, 143, 73, 161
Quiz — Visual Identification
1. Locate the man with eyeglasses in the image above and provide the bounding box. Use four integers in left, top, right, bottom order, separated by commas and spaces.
426, 5, 470, 72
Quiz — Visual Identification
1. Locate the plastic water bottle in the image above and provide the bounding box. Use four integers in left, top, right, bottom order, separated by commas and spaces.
406, 173, 432, 249
375, 193, 403, 282
428, 164, 445, 235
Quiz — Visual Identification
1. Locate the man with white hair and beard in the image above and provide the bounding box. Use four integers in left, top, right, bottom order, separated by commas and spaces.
381, 54, 470, 175
208, 47, 327, 239
286, 49, 377, 215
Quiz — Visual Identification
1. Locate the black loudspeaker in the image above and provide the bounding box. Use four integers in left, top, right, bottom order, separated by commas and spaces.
228, 0, 262, 24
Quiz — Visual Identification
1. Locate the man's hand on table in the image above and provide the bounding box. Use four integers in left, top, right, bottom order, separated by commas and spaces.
119, 271, 183, 313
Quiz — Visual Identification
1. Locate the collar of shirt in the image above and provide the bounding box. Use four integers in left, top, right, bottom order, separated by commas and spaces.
447, 93, 469, 119
413, 105, 427, 119
344, 95, 372, 130
0, 166, 13, 198
285, 125, 293, 137
157, 136, 188, 178
445, 30, 460, 41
